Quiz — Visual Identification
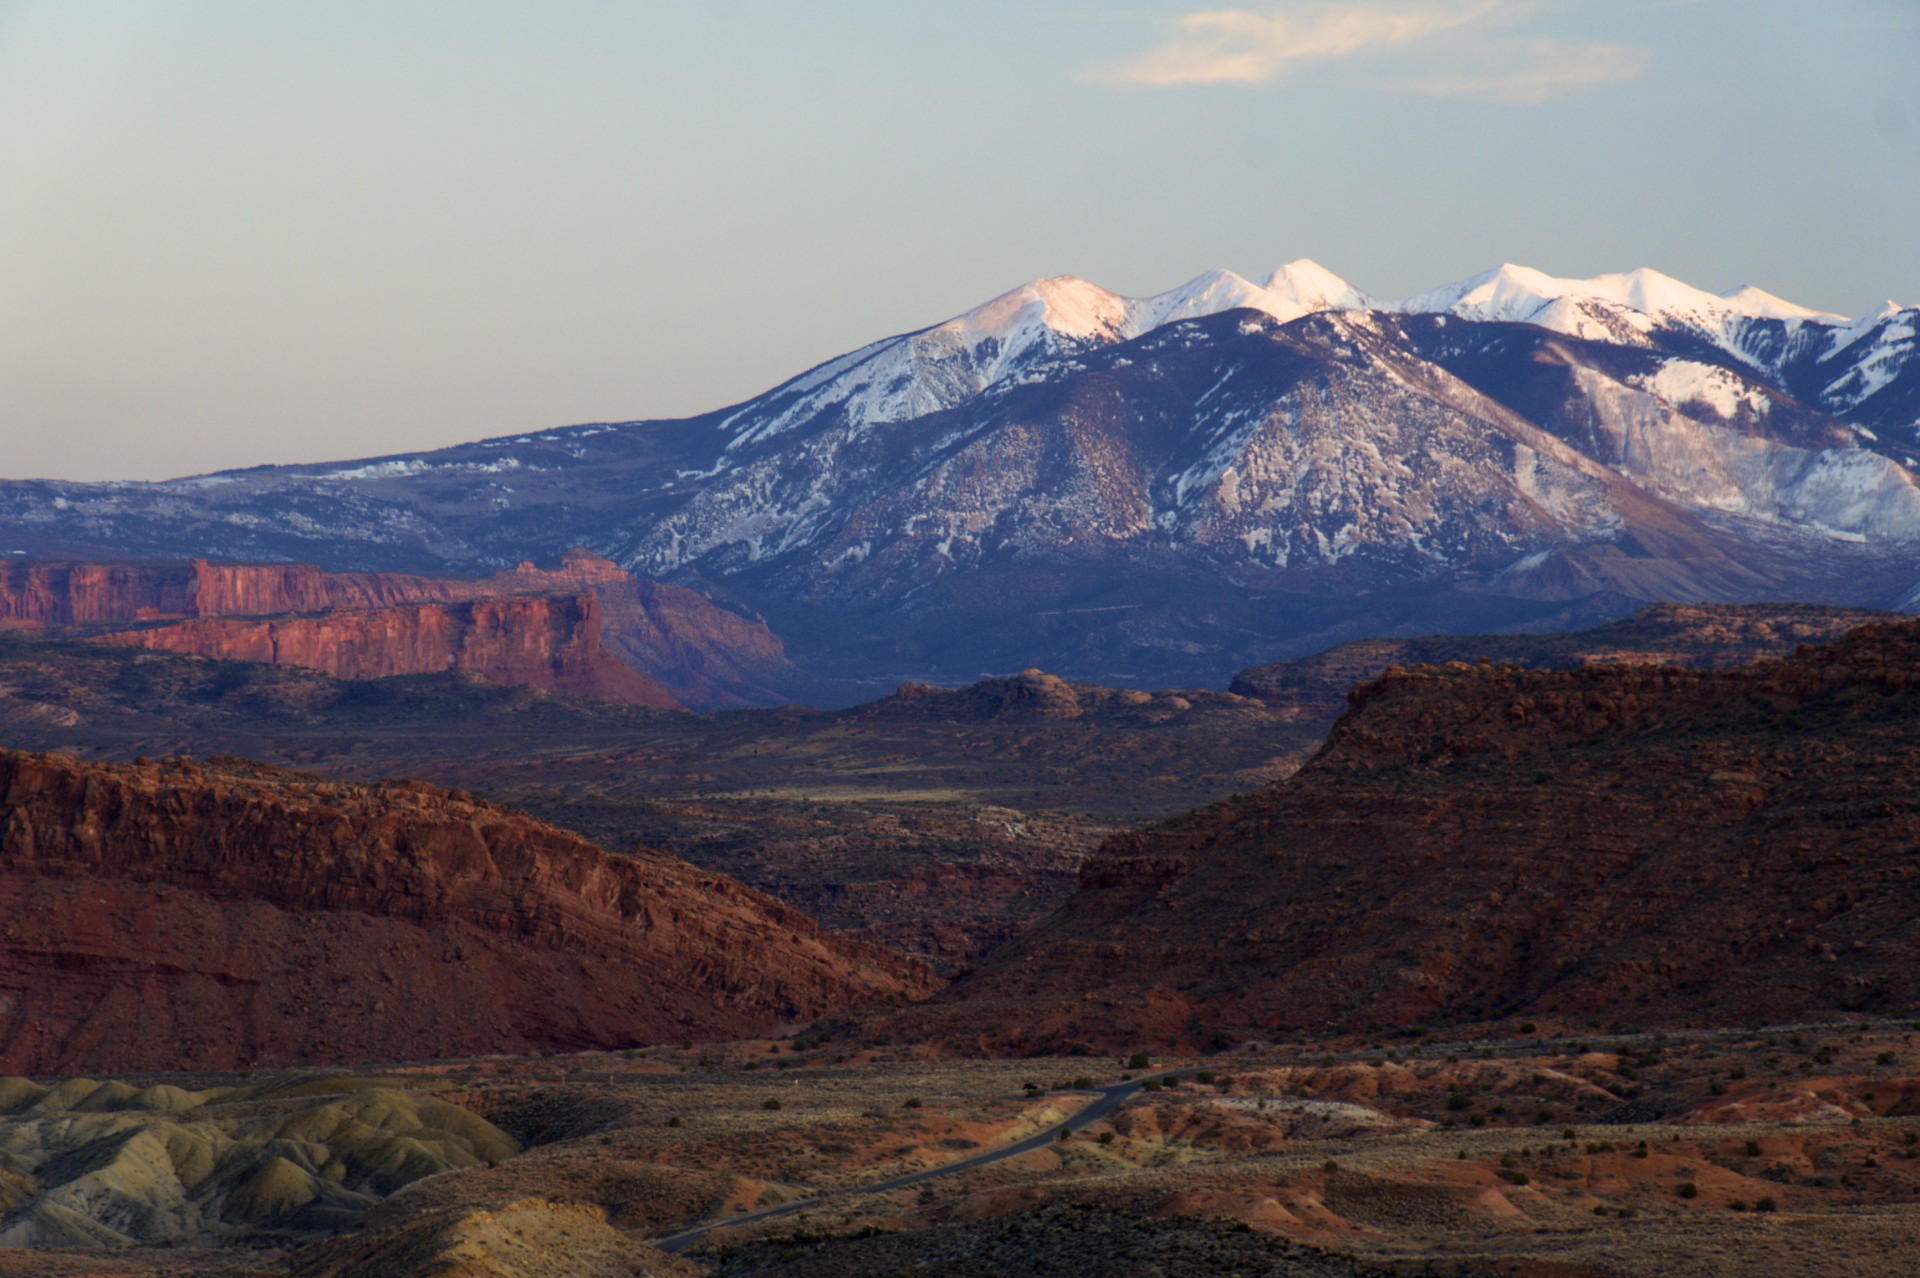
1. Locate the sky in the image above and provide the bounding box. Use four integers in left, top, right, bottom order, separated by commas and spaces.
2, 1, 1917, 482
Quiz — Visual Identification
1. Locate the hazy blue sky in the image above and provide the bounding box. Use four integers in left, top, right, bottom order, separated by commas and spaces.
3, 0, 1916, 481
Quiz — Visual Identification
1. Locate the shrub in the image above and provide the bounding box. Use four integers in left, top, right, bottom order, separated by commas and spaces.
1126, 1052, 1151, 1070
1502, 1170, 1530, 1186
1142, 1079, 1162, 1091
1877, 1050, 1897, 1066
666, 1116, 682, 1128
1745, 1139, 1763, 1157
903, 1097, 922, 1109
1098, 1131, 1115, 1145
1754, 1195, 1777, 1213
762, 1099, 782, 1111
1447, 1092, 1472, 1111
1678, 1182, 1699, 1199
1322, 1159, 1340, 1174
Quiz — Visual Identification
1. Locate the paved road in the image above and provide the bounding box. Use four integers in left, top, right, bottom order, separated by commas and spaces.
652, 1071, 1189, 1255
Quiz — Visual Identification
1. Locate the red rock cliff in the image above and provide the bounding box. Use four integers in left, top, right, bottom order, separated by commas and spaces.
0, 559, 465, 626
96, 593, 682, 709
0, 750, 937, 1074
2, 552, 793, 709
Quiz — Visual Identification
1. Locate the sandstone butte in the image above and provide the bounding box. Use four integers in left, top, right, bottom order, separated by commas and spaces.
908, 618, 1920, 1050
0, 749, 936, 1074
0, 550, 794, 710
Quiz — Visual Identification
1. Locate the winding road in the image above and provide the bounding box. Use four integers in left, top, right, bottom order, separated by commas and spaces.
652, 1070, 1188, 1255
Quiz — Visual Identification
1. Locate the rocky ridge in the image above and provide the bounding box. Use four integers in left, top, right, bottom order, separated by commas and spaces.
913, 619, 1920, 1047
0, 749, 936, 1074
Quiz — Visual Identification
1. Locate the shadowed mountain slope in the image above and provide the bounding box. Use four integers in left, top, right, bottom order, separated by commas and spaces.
910, 620, 1920, 1048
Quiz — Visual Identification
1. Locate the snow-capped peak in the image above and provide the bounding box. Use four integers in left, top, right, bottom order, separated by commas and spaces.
945, 276, 1130, 344
1389, 262, 1843, 330
942, 262, 1368, 349
1718, 285, 1843, 322
1262, 259, 1372, 313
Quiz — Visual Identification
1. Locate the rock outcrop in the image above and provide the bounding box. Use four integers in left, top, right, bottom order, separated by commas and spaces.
0, 558, 466, 627
0, 551, 797, 710
918, 620, 1920, 1046
0, 750, 936, 1074
97, 592, 681, 709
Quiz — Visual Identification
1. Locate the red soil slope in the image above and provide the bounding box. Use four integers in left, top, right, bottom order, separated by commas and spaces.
0, 750, 936, 1074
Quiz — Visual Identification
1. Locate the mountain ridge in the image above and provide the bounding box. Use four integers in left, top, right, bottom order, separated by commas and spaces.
3, 259, 1915, 692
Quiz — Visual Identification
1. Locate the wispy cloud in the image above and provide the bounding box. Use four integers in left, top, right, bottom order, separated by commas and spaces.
1085, 2, 1649, 103
1404, 37, 1648, 104
1085, 1, 1504, 88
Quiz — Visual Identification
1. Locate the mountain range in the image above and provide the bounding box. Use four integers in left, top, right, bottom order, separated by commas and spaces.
4, 261, 1915, 692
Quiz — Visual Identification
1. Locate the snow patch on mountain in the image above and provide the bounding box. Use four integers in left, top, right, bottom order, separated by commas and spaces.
1632, 361, 1772, 421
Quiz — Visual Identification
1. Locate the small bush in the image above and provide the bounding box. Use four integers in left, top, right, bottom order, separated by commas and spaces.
1322, 1159, 1340, 1174
1678, 1182, 1699, 1199
666, 1116, 681, 1128
1126, 1051, 1151, 1070
762, 1098, 782, 1111
1754, 1195, 1778, 1213
1143, 1079, 1162, 1091
1745, 1139, 1763, 1157
1098, 1131, 1115, 1145
1502, 1170, 1530, 1186
903, 1097, 922, 1109
1877, 1050, 1897, 1066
